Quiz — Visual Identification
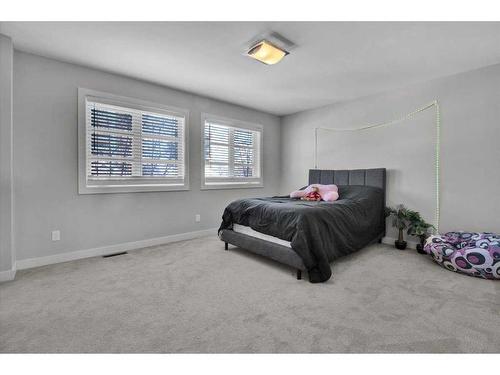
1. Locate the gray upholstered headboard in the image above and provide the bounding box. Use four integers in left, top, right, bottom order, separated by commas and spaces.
309, 168, 386, 192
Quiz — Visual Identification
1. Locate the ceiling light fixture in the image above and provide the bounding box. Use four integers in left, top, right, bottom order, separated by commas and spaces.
246, 40, 289, 65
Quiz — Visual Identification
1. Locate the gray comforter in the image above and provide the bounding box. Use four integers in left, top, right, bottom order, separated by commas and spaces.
218, 185, 385, 282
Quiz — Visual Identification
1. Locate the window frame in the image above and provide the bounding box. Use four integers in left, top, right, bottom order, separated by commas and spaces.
78, 88, 190, 194
201, 113, 263, 190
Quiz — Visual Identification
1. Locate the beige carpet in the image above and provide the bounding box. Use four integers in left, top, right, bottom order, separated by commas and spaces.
1, 235, 499, 353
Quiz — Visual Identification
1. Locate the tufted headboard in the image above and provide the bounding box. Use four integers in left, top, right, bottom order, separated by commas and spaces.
309, 168, 387, 235
308, 168, 386, 192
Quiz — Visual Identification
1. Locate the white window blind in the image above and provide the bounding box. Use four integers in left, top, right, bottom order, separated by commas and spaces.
79, 89, 188, 193
203, 116, 263, 189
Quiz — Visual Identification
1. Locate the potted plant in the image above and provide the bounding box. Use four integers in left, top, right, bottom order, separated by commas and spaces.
406, 211, 435, 254
387, 204, 410, 250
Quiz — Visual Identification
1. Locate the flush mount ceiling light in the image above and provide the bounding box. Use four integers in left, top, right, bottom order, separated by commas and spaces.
246, 40, 289, 65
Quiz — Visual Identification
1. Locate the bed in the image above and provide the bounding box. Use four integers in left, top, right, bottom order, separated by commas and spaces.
218, 168, 386, 283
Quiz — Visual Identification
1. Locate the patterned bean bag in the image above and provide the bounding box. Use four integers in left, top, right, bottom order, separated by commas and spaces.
424, 232, 500, 279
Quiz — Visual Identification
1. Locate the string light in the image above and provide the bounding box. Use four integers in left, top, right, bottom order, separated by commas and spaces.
314, 101, 441, 232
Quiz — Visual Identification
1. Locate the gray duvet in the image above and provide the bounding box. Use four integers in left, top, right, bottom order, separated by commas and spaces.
218, 185, 385, 282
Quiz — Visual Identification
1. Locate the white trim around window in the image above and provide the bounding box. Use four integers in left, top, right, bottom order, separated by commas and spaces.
78, 88, 189, 194
201, 113, 263, 190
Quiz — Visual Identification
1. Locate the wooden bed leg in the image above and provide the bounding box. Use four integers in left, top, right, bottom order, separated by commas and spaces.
224, 242, 228, 251
378, 238, 382, 244
296, 269, 302, 280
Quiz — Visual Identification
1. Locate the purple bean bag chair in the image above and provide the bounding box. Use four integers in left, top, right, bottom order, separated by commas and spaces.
424, 232, 500, 279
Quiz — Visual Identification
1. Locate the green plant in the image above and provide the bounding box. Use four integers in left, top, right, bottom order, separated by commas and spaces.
406, 211, 435, 254
406, 210, 434, 236
407, 215, 434, 238
386, 204, 411, 243
387, 205, 434, 251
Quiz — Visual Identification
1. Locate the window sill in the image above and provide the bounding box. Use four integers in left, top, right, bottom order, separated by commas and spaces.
201, 183, 264, 191
79, 184, 190, 194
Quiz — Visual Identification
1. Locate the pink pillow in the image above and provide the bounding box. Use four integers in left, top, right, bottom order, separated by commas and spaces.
290, 184, 339, 201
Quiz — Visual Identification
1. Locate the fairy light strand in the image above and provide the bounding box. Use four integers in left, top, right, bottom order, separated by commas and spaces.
313, 100, 441, 232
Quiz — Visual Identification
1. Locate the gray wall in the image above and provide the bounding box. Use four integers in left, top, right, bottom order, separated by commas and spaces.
13, 52, 281, 261
10, 49, 500, 264
0, 35, 15, 274
281, 63, 500, 235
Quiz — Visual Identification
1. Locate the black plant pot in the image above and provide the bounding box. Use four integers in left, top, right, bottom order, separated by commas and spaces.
395, 240, 407, 250
416, 237, 427, 254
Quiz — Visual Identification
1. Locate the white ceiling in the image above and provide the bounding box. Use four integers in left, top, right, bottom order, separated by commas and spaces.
2, 22, 500, 116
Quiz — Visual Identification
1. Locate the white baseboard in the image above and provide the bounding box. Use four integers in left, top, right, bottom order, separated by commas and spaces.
16, 227, 218, 271
382, 236, 419, 250
10, 230, 418, 275
0, 266, 17, 282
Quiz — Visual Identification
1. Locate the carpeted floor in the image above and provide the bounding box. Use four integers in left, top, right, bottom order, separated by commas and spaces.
1, 235, 499, 353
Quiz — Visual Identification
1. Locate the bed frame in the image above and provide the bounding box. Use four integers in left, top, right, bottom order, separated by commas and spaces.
219, 168, 386, 280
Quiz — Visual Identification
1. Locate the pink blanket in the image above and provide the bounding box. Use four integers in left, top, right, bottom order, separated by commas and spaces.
290, 184, 339, 202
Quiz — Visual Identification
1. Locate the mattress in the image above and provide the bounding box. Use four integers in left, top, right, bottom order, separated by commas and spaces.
232, 224, 292, 248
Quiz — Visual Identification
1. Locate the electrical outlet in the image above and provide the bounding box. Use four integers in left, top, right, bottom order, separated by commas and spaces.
195, 214, 201, 223
51, 230, 60, 241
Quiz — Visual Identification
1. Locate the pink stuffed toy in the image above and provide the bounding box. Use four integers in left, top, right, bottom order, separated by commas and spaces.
301, 186, 322, 201
290, 184, 339, 202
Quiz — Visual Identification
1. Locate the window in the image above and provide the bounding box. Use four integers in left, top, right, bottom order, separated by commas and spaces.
202, 114, 263, 189
78, 89, 189, 193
